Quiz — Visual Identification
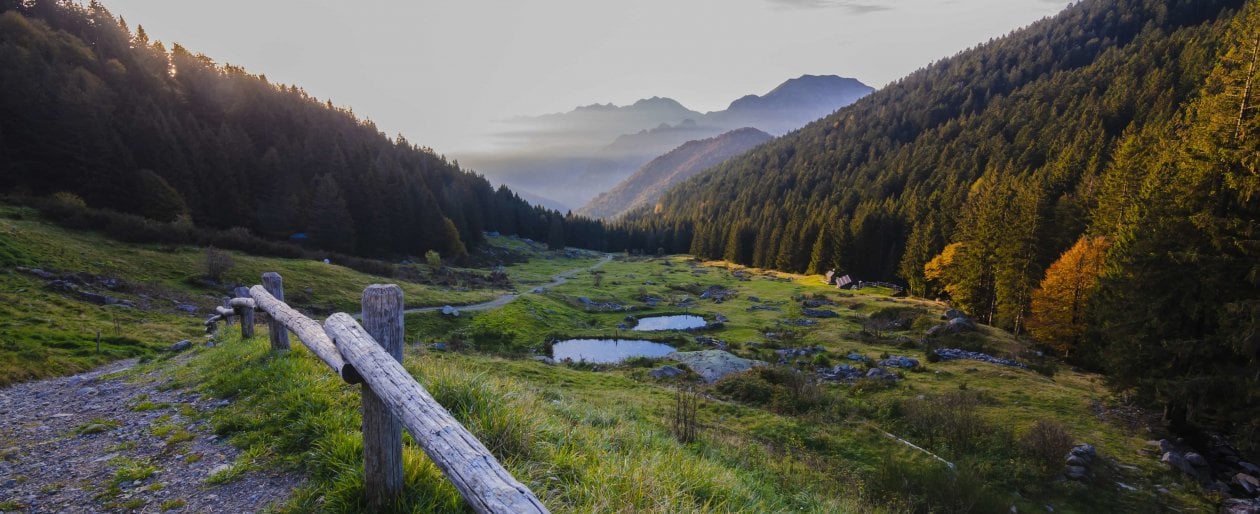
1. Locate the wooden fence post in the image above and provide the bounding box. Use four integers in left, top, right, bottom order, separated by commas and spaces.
360, 284, 405, 509
234, 286, 255, 339
262, 272, 290, 351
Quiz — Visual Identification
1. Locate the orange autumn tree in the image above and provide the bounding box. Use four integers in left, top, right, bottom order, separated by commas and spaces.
1026, 236, 1110, 356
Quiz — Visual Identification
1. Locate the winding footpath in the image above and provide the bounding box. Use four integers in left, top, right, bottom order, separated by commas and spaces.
400, 253, 614, 315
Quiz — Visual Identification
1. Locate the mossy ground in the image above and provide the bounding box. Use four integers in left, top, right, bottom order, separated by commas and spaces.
0, 203, 1216, 512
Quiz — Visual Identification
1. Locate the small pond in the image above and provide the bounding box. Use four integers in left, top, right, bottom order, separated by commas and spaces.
631, 315, 707, 331
551, 339, 677, 364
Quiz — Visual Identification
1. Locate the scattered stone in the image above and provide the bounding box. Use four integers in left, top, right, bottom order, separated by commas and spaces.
648, 366, 685, 379
440, 305, 460, 317
1185, 452, 1208, 468
695, 336, 729, 351
714, 313, 729, 323
801, 298, 837, 308
430, 342, 449, 351
878, 355, 919, 369
75, 387, 99, 396
1222, 498, 1260, 514
747, 296, 761, 303
801, 308, 838, 319
169, 340, 192, 352
1162, 452, 1199, 478
1234, 473, 1260, 496
933, 348, 1027, 368
780, 319, 818, 327
176, 304, 198, 314
747, 305, 781, 312
847, 353, 871, 362
531, 356, 555, 365
864, 367, 896, 380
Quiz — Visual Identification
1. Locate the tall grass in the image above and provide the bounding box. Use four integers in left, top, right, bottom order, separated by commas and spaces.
171, 329, 857, 513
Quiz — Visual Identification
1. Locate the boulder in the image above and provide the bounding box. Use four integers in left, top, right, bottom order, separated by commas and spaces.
1241, 462, 1260, 475
1066, 454, 1089, 467
865, 367, 895, 380
1065, 465, 1088, 481
943, 309, 966, 320
648, 365, 685, 379
1233, 473, 1260, 496
176, 303, 198, 314
169, 340, 192, 352
802, 308, 839, 319
947, 316, 977, 332
878, 356, 920, 368
440, 305, 460, 317
1184, 452, 1208, 468
532, 356, 555, 365
1070, 443, 1098, 462
667, 350, 765, 383
1222, 498, 1260, 514
1162, 452, 1199, 478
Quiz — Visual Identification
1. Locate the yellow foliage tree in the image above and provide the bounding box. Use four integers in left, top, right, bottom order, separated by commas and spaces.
923, 242, 964, 301
1026, 236, 1110, 356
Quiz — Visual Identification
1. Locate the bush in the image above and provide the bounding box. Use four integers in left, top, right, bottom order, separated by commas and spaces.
714, 370, 775, 404
715, 367, 823, 414
203, 247, 235, 282
1018, 420, 1074, 470
899, 391, 990, 455
863, 456, 1002, 514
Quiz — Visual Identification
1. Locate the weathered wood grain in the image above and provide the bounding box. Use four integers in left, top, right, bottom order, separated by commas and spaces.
261, 272, 290, 351
324, 313, 549, 514
360, 285, 405, 509
249, 284, 359, 383
233, 287, 255, 339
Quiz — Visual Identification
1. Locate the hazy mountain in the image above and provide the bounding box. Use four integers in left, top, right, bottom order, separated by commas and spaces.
708, 75, 873, 135
577, 128, 772, 220
459, 75, 872, 210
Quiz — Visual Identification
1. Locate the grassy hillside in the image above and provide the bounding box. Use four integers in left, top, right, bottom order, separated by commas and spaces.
0, 207, 1223, 512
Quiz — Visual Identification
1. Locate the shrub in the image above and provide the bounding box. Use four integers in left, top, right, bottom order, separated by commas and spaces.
425, 250, 442, 268
863, 455, 1002, 514
203, 246, 235, 282
1018, 420, 1074, 470
714, 370, 775, 404
899, 391, 990, 455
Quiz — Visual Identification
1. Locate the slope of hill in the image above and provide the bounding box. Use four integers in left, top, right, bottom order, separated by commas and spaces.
0, 2, 603, 259
621, 0, 1259, 449
578, 128, 773, 219
460, 75, 871, 210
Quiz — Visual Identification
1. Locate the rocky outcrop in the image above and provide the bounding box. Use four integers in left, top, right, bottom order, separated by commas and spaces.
667, 350, 765, 383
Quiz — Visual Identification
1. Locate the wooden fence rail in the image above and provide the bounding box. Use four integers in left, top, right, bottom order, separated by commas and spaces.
226, 272, 547, 513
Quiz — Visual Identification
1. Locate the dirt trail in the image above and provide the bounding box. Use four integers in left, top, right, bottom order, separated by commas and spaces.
400, 253, 614, 315
0, 357, 300, 513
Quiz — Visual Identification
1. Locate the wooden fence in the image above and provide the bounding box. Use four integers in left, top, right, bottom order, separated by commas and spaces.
207, 272, 548, 513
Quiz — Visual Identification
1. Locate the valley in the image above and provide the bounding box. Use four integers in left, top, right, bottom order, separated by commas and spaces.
0, 203, 1232, 513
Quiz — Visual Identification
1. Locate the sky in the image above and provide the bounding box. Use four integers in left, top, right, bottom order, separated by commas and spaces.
101, 0, 1075, 155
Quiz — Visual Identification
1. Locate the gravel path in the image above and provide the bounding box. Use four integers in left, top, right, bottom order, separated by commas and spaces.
400, 253, 615, 315
0, 358, 301, 513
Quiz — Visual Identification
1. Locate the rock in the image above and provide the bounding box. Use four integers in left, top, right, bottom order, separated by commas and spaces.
176, 304, 198, 314
531, 356, 555, 365
1155, 439, 1175, 454
666, 350, 765, 383
169, 340, 192, 352
947, 316, 977, 332
1069, 443, 1097, 462
430, 342, 449, 351
1222, 498, 1260, 514
934, 348, 1028, 368
1233, 473, 1260, 496
1241, 462, 1260, 475
801, 308, 839, 318
847, 353, 870, 362
865, 367, 896, 380
1065, 465, 1087, 481
1162, 452, 1199, 478
1184, 452, 1207, 468
207, 464, 232, 478
878, 356, 919, 369
1066, 454, 1089, 467
440, 305, 460, 317
747, 296, 761, 303
943, 308, 966, 320
75, 387, 99, 396
648, 366, 685, 379
714, 313, 729, 323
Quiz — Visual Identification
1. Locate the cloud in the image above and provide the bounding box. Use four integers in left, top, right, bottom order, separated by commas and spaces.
764, 0, 894, 13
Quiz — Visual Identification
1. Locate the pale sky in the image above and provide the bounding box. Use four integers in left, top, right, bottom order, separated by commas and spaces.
101, 0, 1075, 156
